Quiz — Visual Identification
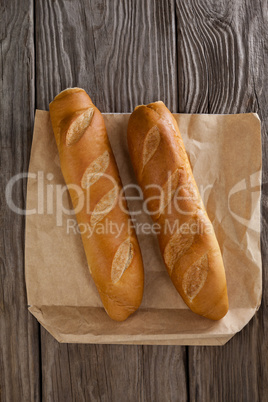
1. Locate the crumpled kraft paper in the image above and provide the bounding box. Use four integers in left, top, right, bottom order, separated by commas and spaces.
25, 110, 262, 345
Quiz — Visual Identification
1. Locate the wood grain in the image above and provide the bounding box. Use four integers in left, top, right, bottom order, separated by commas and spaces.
35, 1, 187, 401
176, 0, 268, 401
36, 0, 178, 113
41, 333, 188, 402
0, 0, 40, 401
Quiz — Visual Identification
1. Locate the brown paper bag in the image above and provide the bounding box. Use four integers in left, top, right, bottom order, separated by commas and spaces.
25, 110, 262, 345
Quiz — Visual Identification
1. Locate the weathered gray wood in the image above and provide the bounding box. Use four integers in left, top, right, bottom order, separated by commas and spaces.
36, 0, 178, 113
0, 0, 40, 401
41, 333, 188, 402
176, 0, 268, 401
36, 1, 187, 401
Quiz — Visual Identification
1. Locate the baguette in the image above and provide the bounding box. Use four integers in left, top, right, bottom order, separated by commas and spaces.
127, 101, 228, 320
49, 88, 144, 321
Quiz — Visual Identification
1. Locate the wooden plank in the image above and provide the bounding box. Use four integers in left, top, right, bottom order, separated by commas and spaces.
35, 0, 178, 113
176, 0, 268, 400
35, 1, 188, 400
0, 0, 41, 401
41, 334, 188, 401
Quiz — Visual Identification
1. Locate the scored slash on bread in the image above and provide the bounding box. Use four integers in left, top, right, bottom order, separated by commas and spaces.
90, 185, 118, 227
66, 107, 95, 146
157, 168, 181, 219
127, 101, 229, 320
49, 88, 144, 322
81, 150, 110, 189
182, 254, 209, 302
163, 217, 196, 275
142, 125, 161, 172
111, 239, 134, 284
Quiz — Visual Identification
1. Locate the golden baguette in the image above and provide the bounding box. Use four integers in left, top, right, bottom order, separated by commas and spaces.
127, 101, 228, 320
49, 88, 144, 321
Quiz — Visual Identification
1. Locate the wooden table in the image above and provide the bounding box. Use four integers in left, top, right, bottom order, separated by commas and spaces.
1, 1, 267, 401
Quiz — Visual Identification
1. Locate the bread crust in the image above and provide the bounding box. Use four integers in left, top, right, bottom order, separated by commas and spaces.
127, 101, 228, 320
50, 88, 144, 321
